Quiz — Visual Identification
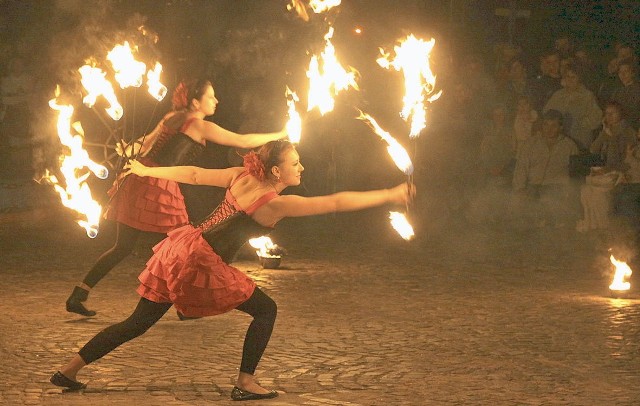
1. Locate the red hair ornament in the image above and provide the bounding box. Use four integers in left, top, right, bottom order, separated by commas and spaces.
243, 151, 266, 181
172, 82, 189, 110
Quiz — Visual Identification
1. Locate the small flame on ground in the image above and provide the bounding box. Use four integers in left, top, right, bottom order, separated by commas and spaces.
307, 27, 359, 116
249, 236, 281, 258
389, 211, 415, 240
47, 86, 107, 238
609, 255, 632, 291
285, 87, 302, 143
377, 35, 441, 138
356, 111, 413, 175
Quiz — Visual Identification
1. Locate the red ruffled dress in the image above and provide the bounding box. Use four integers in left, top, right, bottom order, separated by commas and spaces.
137, 172, 278, 317
103, 118, 205, 233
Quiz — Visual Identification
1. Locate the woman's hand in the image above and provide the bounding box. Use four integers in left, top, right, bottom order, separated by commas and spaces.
389, 182, 416, 205
116, 141, 143, 157
122, 159, 149, 177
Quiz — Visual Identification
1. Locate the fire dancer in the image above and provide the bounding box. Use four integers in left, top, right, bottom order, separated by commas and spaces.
51, 140, 414, 400
65, 79, 288, 317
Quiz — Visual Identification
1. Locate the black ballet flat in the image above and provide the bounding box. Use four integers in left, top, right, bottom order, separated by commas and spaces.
50, 371, 87, 391
176, 310, 201, 321
230, 386, 278, 401
66, 299, 96, 317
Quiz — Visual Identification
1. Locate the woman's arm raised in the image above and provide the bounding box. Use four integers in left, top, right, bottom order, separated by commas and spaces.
125, 160, 244, 188
268, 183, 414, 219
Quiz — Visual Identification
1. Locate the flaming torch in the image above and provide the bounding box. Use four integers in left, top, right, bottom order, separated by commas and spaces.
609, 255, 632, 296
287, 0, 341, 21
107, 41, 147, 89
356, 110, 415, 240
377, 35, 441, 139
47, 86, 108, 238
249, 236, 286, 269
146, 62, 168, 102
306, 27, 359, 116
78, 64, 123, 121
356, 111, 413, 175
285, 86, 302, 144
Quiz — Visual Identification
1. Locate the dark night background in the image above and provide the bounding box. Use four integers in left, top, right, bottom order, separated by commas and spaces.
0, 0, 639, 229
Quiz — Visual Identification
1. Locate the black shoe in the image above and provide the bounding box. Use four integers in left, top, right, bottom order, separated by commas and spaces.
50, 371, 87, 391
66, 287, 96, 317
177, 310, 201, 321
230, 386, 278, 401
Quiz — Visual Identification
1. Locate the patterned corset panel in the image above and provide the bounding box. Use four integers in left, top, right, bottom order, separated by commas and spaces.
197, 199, 272, 264
148, 132, 205, 166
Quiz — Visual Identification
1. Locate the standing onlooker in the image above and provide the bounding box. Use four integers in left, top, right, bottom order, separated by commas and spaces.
0, 56, 33, 177
544, 65, 603, 151
511, 109, 579, 228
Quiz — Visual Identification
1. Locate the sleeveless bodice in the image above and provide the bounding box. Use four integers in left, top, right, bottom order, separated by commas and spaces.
197, 175, 277, 263
146, 118, 205, 166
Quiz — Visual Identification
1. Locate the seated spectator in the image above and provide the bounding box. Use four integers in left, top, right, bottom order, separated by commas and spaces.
513, 95, 539, 158
467, 104, 515, 226
498, 58, 534, 120
544, 65, 603, 151
599, 42, 637, 107
612, 131, 640, 237
511, 109, 579, 228
573, 47, 601, 95
577, 101, 637, 232
531, 50, 562, 113
611, 58, 640, 130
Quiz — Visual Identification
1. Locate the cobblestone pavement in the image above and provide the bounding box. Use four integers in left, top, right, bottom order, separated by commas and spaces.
0, 207, 639, 405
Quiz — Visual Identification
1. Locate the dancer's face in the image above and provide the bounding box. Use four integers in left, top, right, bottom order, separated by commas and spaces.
195, 85, 219, 116
273, 148, 304, 187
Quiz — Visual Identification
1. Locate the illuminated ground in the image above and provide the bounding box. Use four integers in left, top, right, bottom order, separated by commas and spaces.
0, 206, 638, 405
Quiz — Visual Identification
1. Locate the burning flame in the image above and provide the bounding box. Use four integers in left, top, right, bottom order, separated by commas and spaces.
47, 86, 108, 238
377, 35, 441, 138
307, 27, 359, 116
389, 211, 414, 240
78, 64, 123, 121
356, 111, 413, 175
249, 236, 282, 258
285, 87, 302, 143
107, 41, 147, 89
146, 62, 168, 101
309, 0, 341, 13
609, 255, 632, 291
287, 0, 341, 20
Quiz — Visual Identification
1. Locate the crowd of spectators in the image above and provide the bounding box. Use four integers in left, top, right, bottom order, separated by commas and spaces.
424, 35, 640, 236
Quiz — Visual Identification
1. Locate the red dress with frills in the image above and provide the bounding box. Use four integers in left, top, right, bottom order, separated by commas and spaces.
103, 118, 203, 233
137, 172, 278, 317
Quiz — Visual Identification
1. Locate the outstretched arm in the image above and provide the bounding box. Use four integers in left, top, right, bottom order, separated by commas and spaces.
268, 183, 414, 220
125, 160, 244, 188
195, 121, 288, 149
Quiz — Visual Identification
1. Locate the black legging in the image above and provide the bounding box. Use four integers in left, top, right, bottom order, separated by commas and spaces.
78, 287, 277, 375
83, 223, 162, 288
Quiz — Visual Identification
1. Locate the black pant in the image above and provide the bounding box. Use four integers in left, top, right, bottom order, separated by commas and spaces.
82, 222, 162, 288
77, 287, 277, 375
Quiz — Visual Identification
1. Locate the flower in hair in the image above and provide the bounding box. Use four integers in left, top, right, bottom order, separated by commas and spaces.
243, 151, 266, 181
172, 82, 189, 110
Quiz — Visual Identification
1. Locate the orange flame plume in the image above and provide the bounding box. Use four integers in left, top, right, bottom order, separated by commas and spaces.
47, 86, 108, 238
377, 35, 441, 138
609, 255, 632, 292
